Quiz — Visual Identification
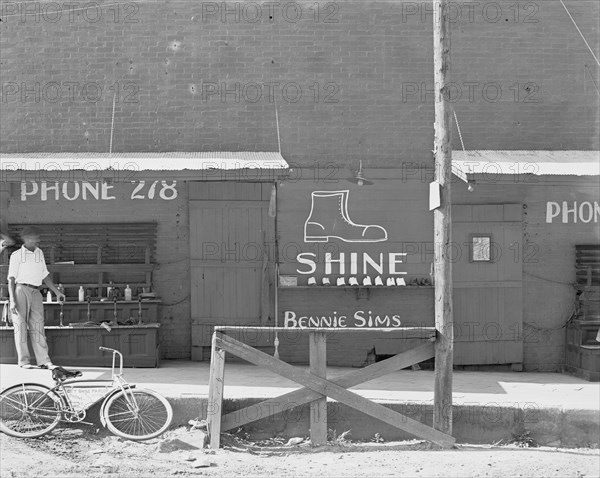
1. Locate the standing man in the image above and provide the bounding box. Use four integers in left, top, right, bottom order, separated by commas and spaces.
7, 226, 65, 369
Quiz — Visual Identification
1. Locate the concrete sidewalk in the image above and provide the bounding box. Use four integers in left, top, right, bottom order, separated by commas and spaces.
1, 361, 598, 447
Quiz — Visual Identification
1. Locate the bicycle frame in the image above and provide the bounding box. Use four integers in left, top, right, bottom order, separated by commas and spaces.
1, 345, 173, 441
10, 347, 138, 425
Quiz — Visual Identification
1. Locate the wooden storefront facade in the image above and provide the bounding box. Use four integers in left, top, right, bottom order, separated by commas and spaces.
1, 155, 598, 373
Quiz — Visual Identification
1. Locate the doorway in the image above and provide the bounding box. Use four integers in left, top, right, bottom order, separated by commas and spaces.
452, 204, 524, 368
189, 182, 275, 360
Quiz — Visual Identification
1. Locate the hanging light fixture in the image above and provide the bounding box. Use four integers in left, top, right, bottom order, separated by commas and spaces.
347, 160, 373, 186
467, 167, 475, 192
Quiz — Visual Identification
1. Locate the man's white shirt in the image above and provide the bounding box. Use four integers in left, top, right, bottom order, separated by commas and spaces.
8, 247, 50, 287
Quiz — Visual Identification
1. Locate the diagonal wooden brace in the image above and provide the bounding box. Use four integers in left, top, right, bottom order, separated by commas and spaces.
215, 333, 454, 448
222, 342, 435, 432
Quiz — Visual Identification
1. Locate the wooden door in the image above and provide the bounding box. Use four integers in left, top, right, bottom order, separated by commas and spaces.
189, 182, 275, 360
452, 204, 523, 367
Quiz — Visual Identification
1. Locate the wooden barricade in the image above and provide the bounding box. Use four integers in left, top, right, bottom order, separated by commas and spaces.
207, 326, 455, 449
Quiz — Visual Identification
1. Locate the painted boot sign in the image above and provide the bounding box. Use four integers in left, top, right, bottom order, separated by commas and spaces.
304, 190, 388, 243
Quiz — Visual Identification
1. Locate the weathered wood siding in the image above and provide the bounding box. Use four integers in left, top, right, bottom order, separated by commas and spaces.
453, 176, 600, 371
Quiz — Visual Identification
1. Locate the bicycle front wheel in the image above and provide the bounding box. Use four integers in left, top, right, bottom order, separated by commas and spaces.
0, 384, 62, 438
103, 389, 172, 440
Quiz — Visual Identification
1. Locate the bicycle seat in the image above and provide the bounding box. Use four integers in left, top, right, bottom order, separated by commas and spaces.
52, 366, 83, 382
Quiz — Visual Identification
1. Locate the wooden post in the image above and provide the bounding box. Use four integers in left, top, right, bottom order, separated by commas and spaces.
309, 331, 327, 446
433, 0, 454, 436
208, 331, 226, 449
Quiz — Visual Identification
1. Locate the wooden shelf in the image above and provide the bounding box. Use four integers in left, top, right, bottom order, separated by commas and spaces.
278, 286, 433, 290
1, 300, 161, 327
0, 263, 156, 301
0, 323, 160, 330
1, 299, 161, 305
0, 264, 154, 273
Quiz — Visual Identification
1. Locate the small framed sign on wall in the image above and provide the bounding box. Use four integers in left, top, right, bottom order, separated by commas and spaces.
470, 234, 493, 262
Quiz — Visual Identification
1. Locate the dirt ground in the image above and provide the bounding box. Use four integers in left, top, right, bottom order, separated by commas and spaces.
1, 425, 599, 478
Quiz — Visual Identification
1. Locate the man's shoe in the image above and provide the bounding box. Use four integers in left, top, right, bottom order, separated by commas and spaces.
39, 362, 56, 370
19, 364, 35, 369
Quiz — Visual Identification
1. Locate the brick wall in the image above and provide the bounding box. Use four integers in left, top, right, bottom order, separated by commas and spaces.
1, 0, 598, 165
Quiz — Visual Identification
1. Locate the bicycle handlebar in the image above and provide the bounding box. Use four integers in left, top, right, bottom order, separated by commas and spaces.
98, 347, 123, 376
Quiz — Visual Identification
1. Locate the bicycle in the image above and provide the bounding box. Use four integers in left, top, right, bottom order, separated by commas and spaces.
0, 347, 173, 441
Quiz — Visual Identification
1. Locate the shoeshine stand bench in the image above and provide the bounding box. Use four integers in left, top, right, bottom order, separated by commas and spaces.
206, 326, 455, 449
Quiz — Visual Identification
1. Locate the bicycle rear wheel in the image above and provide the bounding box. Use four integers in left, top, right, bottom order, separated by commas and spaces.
0, 384, 62, 438
103, 389, 172, 440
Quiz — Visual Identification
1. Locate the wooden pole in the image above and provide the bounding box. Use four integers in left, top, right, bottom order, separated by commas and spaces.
208, 331, 226, 449
432, 0, 454, 437
308, 331, 328, 446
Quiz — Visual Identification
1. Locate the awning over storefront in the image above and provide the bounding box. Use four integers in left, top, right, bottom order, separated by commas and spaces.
452, 150, 600, 182
0, 151, 289, 181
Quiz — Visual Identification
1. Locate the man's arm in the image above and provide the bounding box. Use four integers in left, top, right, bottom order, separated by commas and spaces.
39, 249, 64, 302
8, 277, 17, 314
43, 275, 65, 302
7, 252, 19, 314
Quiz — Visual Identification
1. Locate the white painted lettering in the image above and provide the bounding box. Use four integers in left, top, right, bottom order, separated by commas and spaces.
296, 253, 317, 275
18, 180, 177, 202
325, 252, 345, 275
579, 202, 593, 223
354, 310, 366, 327
563, 201, 577, 223
350, 252, 358, 275
363, 253, 384, 275
546, 201, 560, 223
41, 181, 59, 201
101, 183, 116, 200
388, 253, 407, 274
20, 181, 38, 201
82, 181, 100, 200
62, 182, 80, 200
547, 201, 600, 223
284, 310, 401, 328
284, 311, 297, 328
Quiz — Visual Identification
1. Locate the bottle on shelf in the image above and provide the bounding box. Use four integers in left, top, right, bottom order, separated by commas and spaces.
124, 284, 132, 301
46, 289, 52, 302
107, 281, 114, 299
78, 286, 85, 302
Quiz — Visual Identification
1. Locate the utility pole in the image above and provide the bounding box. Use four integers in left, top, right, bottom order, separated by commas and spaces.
432, 0, 454, 436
